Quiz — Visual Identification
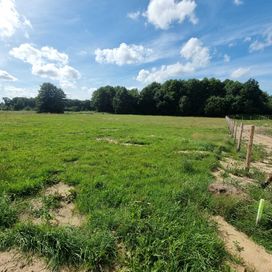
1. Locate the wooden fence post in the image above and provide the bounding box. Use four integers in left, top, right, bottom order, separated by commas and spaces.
245, 125, 255, 170
231, 120, 235, 137
234, 122, 238, 143
237, 123, 244, 152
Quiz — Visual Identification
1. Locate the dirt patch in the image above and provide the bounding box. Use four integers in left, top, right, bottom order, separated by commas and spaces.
44, 182, 73, 198
96, 137, 119, 144
52, 202, 83, 227
177, 150, 211, 155
228, 173, 256, 186
96, 137, 145, 147
251, 161, 272, 174
208, 182, 245, 197
243, 125, 272, 153
226, 261, 246, 272
22, 183, 84, 227
213, 216, 272, 272
0, 250, 86, 272
220, 157, 243, 170
0, 250, 50, 272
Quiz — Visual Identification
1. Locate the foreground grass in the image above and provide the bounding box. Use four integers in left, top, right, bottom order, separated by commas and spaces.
0, 112, 233, 271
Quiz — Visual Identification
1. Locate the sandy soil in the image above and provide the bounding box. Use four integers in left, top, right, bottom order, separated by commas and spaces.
22, 182, 83, 227
0, 250, 50, 272
243, 125, 272, 153
44, 182, 83, 227
213, 216, 272, 272
96, 137, 145, 147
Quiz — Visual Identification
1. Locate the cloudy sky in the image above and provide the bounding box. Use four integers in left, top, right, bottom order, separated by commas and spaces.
0, 0, 272, 99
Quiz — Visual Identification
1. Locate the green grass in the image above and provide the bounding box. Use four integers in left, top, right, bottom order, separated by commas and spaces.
0, 112, 270, 271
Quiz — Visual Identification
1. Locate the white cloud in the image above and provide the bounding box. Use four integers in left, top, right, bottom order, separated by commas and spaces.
234, 0, 243, 6
95, 43, 153, 66
244, 36, 251, 42
9, 43, 80, 88
249, 28, 272, 52
145, 0, 198, 30
180, 38, 210, 67
230, 67, 250, 78
0, 85, 36, 98
0, 69, 17, 81
137, 63, 192, 84
224, 54, 230, 63
0, 0, 32, 39
127, 11, 141, 20
137, 37, 210, 84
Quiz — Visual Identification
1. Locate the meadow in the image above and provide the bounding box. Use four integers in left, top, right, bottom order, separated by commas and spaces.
0, 112, 271, 271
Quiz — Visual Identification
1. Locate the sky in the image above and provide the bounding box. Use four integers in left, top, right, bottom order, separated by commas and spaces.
0, 0, 272, 100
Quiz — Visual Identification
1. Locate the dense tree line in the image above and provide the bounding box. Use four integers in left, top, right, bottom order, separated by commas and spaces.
92, 78, 272, 116
1, 79, 271, 116
0, 83, 93, 113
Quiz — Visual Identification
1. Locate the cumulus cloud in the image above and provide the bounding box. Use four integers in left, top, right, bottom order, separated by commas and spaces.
234, 0, 243, 6
0, 85, 36, 98
0, 69, 17, 81
0, 0, 32, 39
9, 43, 80, 88
95, 43, 153, 66
230, 67, 250, 78
137, 37, 210, 84
145, 0, 197, 30
249, 28, 272, 52
127, 11, 141, 20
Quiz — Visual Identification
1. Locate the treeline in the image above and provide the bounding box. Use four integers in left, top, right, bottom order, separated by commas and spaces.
92, 78, 272, 116
0, 96, 93, 112
1, 78, 271, 116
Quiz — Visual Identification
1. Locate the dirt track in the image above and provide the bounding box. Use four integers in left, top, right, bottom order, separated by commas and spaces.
243, 125, 272, 153
214, 216, 272, 272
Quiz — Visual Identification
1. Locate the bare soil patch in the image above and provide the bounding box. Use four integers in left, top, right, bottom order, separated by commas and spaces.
220, 157, 243, 170
0, 250, 86, 272
177, 150, 211, 155
96, 137, 119, 144
243, 125, 272, 153
0, 250, 50, 272
208, 182, 245, 197
96, 137, 145, 146
213, 216, 272, 272
22, 182, 84, 227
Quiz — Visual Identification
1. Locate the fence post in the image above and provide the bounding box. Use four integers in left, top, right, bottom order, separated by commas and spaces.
231, 120, 235, 137
237, 123, 244, 152
245, 125, 255, 170
234, 122, 238, 143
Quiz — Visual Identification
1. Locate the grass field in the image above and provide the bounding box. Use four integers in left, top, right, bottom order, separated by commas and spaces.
0, 112, 271, 271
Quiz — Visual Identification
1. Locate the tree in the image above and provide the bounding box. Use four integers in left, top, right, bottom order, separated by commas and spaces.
112, 87, 139, 114
92, 86, 116, 113
204, 96, 228, 117
139, 82, 161, 115
36, 83, 66, 113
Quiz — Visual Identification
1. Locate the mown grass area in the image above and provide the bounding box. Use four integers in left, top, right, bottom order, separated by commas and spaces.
0, 112, 249, 271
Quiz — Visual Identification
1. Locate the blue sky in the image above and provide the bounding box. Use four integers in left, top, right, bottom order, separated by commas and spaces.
0, 0, 272, 100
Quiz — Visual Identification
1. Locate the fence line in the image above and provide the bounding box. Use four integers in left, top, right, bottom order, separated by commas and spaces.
225, 116, 255, 171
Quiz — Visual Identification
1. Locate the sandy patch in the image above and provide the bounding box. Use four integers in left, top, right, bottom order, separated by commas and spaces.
243, 125, 272, 153
96, 137, 145, 147
177, 150, 211, 155
213, 216, 272, 272
220, 158, 243, 170
208, 182, 246, 197
0, 250, 50, 272
22, 183, 84, 227
96, 137, 119, 144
